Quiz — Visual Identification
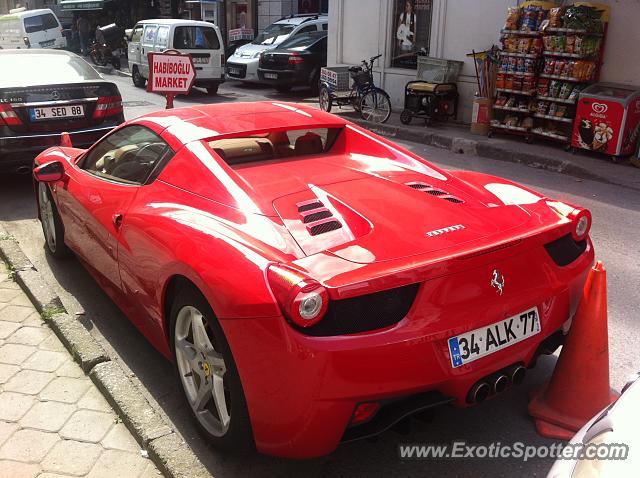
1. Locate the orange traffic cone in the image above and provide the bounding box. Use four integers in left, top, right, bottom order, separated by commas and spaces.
528, 261, 619, 440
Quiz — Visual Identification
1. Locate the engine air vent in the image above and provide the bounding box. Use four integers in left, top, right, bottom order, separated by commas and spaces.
297, 200, 324, 212
443, 196, 464, 204
302, 209, 332, 223
407, 182, 431, 190
308, 220, 342, 236
405, 181, 464, 204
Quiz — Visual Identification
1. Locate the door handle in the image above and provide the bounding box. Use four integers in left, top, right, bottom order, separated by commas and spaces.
112, 213, 123, 228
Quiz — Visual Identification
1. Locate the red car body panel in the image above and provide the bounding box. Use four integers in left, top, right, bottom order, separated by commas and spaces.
34, 102, 595, 458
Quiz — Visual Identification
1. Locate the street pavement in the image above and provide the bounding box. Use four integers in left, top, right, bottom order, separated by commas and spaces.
0, 269, 160, 478
0, 73, 638, 477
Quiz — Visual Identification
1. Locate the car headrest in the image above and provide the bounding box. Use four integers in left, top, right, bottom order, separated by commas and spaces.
294, 132, 323, 156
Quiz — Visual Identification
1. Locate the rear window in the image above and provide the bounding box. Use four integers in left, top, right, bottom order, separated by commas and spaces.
278, 33, 326, 50
24, 13, 58, 33
208, 128, 341, 166
0, 53, 101, 86
173, 26, 220, 50
252, 23, 294, 45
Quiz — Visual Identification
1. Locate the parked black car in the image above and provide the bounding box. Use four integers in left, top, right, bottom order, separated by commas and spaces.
0, 50, 124, 174
257, 31, 327, 94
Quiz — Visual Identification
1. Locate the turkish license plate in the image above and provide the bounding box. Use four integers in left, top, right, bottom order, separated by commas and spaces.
448, 307, 541, 368
264, 72, 278, 79
30, 105, 84, 121
228, 67, 241, 75
193, 57, 209, 64
40, 39, 55, 47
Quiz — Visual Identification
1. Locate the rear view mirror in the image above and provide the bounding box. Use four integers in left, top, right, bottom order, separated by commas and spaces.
33, 161, 64, 182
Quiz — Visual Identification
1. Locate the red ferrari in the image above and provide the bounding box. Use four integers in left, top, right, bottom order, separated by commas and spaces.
33, 102, 594, 458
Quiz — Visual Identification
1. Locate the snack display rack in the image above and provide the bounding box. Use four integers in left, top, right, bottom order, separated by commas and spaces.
490, 1, 554, 142
532, 4, 609, 147
490, 2, 610, 146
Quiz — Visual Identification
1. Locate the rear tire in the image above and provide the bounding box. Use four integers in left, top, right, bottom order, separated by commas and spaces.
360, 88, 392, 123
170, 286, 253, 452
132, 66, 146, 88
37, 182, 70, 259
318, 84, 332, 113
309, 70, 320, 96
206, 84, 219, 95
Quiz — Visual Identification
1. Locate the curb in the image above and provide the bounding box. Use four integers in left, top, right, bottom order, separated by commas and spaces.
95, 64, 132, 78
0, 225, 210, 478
347, 116, 635, 190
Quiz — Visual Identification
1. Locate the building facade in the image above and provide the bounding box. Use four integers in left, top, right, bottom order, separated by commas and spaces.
328, 0, 640, 123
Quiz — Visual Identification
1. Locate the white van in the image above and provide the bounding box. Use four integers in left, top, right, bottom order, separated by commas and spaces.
0, 8, 66, 50
128, 19, 225, 95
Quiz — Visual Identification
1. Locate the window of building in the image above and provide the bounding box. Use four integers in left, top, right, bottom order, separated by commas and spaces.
391, 0, 433, 69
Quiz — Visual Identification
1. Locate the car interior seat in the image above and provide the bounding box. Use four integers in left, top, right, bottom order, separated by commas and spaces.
294, 132, 323, 156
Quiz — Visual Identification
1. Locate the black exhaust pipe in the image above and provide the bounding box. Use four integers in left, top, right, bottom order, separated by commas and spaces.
509, 365, 527, 386
467, 382, 491, 404
492, 374, 509, 394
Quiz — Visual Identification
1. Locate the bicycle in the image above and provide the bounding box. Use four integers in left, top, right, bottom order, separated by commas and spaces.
318, 54, 392, 123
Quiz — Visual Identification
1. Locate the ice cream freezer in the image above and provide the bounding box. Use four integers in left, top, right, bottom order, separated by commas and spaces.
572, 82, 640, 157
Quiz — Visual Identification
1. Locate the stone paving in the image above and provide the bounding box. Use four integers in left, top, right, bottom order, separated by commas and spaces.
0, 269, 162, 478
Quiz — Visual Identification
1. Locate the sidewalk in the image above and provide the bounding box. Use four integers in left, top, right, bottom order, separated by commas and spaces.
336, 111, 640, 192
0, 268, 161, 478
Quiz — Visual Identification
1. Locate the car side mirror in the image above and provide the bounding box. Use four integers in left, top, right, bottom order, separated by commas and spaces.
33, 161, 64, 182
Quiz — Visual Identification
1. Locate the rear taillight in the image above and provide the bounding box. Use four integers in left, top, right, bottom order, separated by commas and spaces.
23, 36, 30, 48
267, 264, 328, 328
0, 103, 22, 126
546, 200, 592, 242
288, 53, 305, 65
568, 207, 592, 241
93, 95, 122, 119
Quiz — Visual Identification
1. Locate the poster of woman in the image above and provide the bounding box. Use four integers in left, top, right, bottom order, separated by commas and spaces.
392, 0, 432, 69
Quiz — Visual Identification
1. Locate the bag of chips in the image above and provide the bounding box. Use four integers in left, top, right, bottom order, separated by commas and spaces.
550, 80, 562, 97
559, 82, 574, 99
543, 59, 555, 75
537, 78, 550, 97
549, 7, 565, 28
553, 60, 566, 76
537, 101, 549, 115
565, 36, 576, 54
504, 7, 520, 30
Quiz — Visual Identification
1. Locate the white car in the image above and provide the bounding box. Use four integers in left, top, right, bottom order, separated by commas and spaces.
0, 8, 66, 50
547, 375, 637, 478
226, 14, 327, 83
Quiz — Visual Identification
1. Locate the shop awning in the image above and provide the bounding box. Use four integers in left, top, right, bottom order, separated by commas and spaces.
59, 0, 112, 11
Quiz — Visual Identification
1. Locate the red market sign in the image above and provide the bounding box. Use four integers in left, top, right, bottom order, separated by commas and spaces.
147, 50, 196, 108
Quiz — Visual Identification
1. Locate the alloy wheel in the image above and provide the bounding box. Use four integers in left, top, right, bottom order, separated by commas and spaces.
38, 183, 56, 252
174, 305, 230, 437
